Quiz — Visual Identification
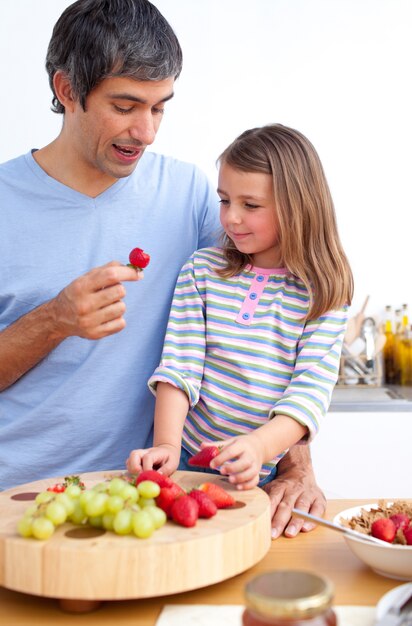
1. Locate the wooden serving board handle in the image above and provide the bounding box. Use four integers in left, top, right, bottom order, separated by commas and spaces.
0, 470, 271, 601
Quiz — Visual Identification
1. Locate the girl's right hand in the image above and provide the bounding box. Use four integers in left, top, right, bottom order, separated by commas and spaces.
126, 444, 180, 476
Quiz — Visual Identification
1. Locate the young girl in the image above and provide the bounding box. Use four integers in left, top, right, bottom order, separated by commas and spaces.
127, 124, 353, 490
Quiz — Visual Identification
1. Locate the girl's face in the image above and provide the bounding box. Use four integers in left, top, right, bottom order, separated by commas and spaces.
218, 162, 282, 268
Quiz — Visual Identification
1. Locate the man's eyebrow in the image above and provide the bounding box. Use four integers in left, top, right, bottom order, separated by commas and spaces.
106, 92, 175, 104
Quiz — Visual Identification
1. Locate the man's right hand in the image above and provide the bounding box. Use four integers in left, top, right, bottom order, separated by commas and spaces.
51, 261, 141, 340
0, 261, 141, 390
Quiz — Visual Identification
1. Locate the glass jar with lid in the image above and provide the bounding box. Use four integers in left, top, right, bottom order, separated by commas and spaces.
242, 570, 336, 626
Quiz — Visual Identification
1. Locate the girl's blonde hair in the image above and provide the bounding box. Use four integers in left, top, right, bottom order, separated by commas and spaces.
217, 123, 353, 320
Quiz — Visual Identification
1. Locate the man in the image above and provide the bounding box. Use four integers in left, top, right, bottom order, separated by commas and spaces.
0, 0, 325, 538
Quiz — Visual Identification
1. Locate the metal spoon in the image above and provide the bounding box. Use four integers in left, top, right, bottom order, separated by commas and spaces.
361, 316, 377, 370
291, 508, 388, 545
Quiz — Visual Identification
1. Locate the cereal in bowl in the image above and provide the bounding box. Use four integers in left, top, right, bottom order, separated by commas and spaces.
340, 500, 412, 545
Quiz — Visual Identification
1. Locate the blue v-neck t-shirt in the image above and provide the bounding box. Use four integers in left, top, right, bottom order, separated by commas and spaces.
0, 150, 220, 489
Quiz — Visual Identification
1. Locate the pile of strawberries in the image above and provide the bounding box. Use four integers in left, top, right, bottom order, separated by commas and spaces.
371, 513, 412, 544
134, 469, 235, 528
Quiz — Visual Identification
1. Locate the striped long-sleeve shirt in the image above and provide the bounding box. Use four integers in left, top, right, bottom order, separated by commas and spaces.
148, 247, 347, 478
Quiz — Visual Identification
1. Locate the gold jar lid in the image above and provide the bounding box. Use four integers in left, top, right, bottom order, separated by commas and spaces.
244, 570, 334, 619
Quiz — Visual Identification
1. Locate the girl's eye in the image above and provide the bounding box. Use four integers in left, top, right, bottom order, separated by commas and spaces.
245, 203, 260, 209
219, 198, 229, 205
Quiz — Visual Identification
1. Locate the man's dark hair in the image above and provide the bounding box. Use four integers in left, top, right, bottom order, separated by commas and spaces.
45, 0, 183, 114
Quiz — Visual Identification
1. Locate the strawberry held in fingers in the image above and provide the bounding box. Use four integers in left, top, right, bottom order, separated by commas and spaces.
128, 247, 150, 270
188, 445, 220, 468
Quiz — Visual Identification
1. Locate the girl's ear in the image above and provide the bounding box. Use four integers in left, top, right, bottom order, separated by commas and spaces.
52, 70, 76, 113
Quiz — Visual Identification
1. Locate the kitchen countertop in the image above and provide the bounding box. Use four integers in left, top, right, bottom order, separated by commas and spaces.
330, 384, 412, 412
0, 500, 401, 626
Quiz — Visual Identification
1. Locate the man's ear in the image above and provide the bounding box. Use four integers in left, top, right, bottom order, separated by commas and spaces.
53, 71, 77, 113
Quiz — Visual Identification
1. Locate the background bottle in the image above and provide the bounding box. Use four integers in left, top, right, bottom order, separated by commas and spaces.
400, 322, 412, 386
383, 305, 396, 384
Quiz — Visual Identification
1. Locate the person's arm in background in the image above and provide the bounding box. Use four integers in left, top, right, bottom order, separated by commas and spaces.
0, 262, 140, 391
263, 443, 326, 539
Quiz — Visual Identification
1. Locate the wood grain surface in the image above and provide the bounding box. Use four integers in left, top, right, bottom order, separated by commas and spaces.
0, 499, 403, 626
0, 470, 271, 601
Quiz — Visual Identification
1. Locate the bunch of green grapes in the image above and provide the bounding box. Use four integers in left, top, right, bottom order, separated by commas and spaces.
17, 478, 167, 540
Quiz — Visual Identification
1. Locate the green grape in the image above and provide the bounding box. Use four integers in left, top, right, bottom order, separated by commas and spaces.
132, 510, 155, 538
120, 483, 139, 504
108, 477, 128, 496
45, 501, 67, 525
17, 516, 34, 538
139, 497, 156, 508
23, 504, 38, 518
106, 495, 124, 514
35, 491, 54, 505
146, 505, 167, 530
68, 500, 87, 525
79, 489, 95, 510
137, 480, 160, 499
92, 482, 109, 493
88, 515, 103, 528
32, 516, 55, 540
113, 509, 133, 535
64, 484, 82, 499
102, 512, 115, 531
85, 492, 109, 517
55, 492, 75, 515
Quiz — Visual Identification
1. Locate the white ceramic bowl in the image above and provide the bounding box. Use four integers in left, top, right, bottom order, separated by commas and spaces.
333, 504, 412, 581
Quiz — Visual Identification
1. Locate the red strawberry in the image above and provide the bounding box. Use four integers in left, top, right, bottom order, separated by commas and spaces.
135, 469, 173, 488
198, 482, 236, 509
47, 475, 85, 492
188, 446, 220, 468
128, 247, 150, 270
171, 494, 199, 527
155, 483, 185, 517
371, 518, 396, 543
389, 513, 410, 531
189, 489, 217, 518
47, 483, 66, 493
403, 526, 412, 545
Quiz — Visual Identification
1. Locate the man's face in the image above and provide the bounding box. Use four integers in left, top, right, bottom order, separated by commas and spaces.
66, 76, 175, 182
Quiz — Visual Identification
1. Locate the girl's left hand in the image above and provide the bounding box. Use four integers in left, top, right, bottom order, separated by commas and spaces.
208, 433, 264, 489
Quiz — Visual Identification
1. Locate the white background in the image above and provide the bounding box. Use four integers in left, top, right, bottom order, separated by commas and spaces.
1, 0, 411, 322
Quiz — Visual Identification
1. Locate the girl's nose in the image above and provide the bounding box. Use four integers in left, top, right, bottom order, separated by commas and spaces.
226, 205, 242, 224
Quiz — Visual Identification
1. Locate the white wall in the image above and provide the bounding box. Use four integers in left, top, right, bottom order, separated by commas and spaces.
1, 0, 411, 320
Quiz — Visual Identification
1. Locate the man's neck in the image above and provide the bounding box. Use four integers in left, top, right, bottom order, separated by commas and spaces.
33, 139, 118, 198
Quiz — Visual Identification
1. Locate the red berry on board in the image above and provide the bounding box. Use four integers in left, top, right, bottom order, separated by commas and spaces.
188, 446, 220, 468
170, 494, 199, 527
198, 482, 236, 509
371, 518, 396, 543
155, 483, 185, 517
188, 489, 217, 518
47, 483, 66, 493
135, 469, 173, 488
128, 247, 150, 270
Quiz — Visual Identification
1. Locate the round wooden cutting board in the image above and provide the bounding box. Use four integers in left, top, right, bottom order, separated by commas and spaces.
0, 470, 271, 602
